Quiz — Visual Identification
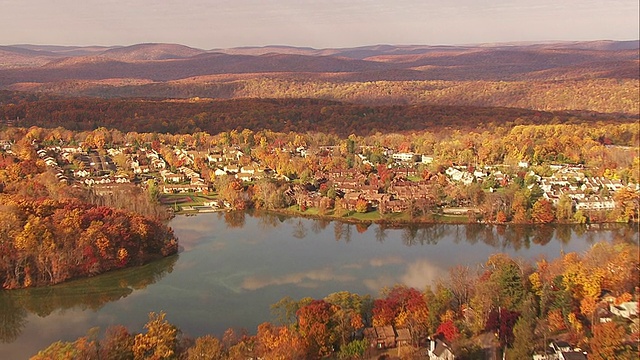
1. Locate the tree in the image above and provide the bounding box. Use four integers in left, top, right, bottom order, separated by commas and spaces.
531, 199, 555, 223
485, 308, 520, 348
495, 210, 508, 223
354, 198, 369, 213
448, 265, 475, 310
589, 322, 627, 360
486, 254, 526, 309
296, 300, 336, 359
100, 325, 134, 360
271, 296, 305, 326
555, 195, 574, 222
256, 322, 304, 360
186, 335, 224, 360
338, 339, 366, 359
508, 296, 537, 359
133, 311, 178, 360
436, 320, 460, 342
614, 187, 639, 222
325, 291, 368, 348
511, 190, 529, 223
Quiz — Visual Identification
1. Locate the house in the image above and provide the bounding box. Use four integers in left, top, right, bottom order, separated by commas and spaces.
224, 164, 240, 173
160, 170, 183, 183
377, 326, 396, 349
610, 301, 638, 319
536, 341, 588, 360
446, 167, 474, 185
533, 347, 558, 360
363, 326, 402, 349
427, 337, 455, 360
392, 152, 418, 162
379, 198, 409, 214
207, 152, 224, 163
558, 352, 587, 360
395, 328, 411, 347
599, 290, 617, 304
240, 165, 256, 174
161, 184, 208, 194
0, 140, 11, 150
422, 155, 434, 164
236, 172, 253, 182
74, 169, 90, 178
575, 196, 616, 211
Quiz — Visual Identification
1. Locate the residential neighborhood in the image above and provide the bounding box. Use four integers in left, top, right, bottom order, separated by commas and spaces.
6, 135, 637, 222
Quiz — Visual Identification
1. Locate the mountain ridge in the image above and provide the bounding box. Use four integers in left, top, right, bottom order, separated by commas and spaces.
0, 40, 637, 115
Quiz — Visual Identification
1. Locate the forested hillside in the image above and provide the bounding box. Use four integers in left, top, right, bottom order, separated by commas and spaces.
1, 94, 636, 137
1, 41, 637, 115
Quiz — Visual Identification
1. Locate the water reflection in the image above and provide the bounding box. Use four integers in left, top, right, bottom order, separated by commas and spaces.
236, 212, 637, 251
1, 212, 637, 359
242, 267, 356, 291
0, 255, 177, 343
0, 295, 26, 342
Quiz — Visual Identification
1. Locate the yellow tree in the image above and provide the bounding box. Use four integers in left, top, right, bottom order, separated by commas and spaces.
256, 322, 304, 360
133, 312, 178, 360
186, 335, 224, 360
614, 187, 639, 222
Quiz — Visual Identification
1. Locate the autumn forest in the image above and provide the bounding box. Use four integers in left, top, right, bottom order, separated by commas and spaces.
0, 40, 638, 359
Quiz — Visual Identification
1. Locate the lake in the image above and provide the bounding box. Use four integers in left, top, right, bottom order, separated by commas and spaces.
1, 211, 637, 359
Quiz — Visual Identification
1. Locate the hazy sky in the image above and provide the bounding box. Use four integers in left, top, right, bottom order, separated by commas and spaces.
1, 0, 638, 49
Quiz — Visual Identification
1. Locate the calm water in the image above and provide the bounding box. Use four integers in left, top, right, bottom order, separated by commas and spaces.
1, 212, 637, 359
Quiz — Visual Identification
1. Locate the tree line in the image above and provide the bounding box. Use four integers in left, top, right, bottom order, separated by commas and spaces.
1, 93, 636, 137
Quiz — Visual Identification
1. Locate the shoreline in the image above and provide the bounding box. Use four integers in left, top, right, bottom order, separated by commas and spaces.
174, 204, 638, 227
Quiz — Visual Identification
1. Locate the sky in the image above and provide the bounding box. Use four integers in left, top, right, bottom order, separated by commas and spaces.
1, 0, 638, 49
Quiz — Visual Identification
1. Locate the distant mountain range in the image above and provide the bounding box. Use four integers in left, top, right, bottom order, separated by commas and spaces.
0, 41, 638, 114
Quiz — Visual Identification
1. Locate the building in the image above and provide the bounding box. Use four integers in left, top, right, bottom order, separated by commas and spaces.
392, 152, 418, 162
427, 337, 455, 360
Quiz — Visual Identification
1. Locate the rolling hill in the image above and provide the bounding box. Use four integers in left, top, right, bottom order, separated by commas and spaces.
0, 41, 637, 115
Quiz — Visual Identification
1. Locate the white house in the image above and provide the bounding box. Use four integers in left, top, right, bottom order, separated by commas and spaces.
392, 152, 418, 162
610, 301, 638, 319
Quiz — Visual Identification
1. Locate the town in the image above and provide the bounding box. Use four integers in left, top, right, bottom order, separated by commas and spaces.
2, 123, 637, 225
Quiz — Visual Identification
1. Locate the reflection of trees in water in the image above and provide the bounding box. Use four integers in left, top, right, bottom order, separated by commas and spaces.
401, 226, 418, 246
612, 225, 640, 245
554, 225, 572, 245
533, 225, 553, 245
333, 221, 344, 241
332, 222, 353, 243
502, 226, 533, 251
0, 255, 177, 343
355, 222, 370, 234
465, 224, 485, 244
401, 224, 445, 246
0, 294, 26, 342
292, 219, 307, 239
344, 224, 352, 243
311, 219, 330, 234
374, 224, 387, 243
393, 223, 636, 250
224, 211, 246, 228
245, 212, 637, 251
258, 212, 280, 229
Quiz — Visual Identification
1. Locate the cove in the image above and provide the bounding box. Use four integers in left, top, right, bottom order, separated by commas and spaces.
1, 211, 636, 359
